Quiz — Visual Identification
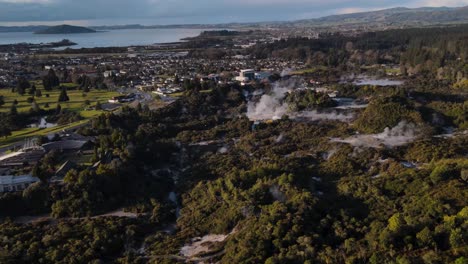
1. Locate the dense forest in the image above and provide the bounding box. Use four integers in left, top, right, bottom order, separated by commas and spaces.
0, 25, 467, 264
250, 25, 468, 80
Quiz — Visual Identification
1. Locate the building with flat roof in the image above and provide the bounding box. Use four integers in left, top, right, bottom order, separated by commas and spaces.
0, 149, 45, 168
0, 175, 39, 193
235, 69, 255, 83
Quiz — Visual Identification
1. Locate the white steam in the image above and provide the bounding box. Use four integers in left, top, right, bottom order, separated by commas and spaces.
294, 110, 354, 122
341, 74, 404, 86
218, 146, 229, 154
247, 84, 290, 120
275, 134, 285, 143
331, 121, 420, 148
281, 68, 293, 77
246, 79, 355, 122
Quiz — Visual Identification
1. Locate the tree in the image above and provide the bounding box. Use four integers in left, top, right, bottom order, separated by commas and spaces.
35, 89, 42, 97
136, 102, 142, 112
416, 227, 433, 247
30, 101, 41, 113
388, 213, 405, 232
0, 96, 4, 106
0, 124, 11, 138
10, 104, 17, 116
62, 70, 69, 82
16, 77, 30, 95
55, 104, 62, 115
95, 101, 102, 110
22, 182, 49, 214
430, 164, 453, 184
28, 84, 37, 95
42, 69, 60, 91
462, 170, 468, 182
449, 228, 464, 248
32, 163, 48, 183
58, 87, 70, 102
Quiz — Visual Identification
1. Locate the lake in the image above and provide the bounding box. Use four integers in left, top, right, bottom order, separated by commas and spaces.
0, 28, 207, 48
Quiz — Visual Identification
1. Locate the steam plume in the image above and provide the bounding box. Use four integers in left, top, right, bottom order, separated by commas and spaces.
331, 121, 420, 148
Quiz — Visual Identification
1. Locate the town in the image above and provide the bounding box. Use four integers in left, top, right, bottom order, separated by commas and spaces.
0, 4, 467, 263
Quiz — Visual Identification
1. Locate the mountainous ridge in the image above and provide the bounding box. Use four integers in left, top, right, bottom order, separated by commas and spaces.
34, 25, 96, 34
0, 5, 467, 32
290, 5, 468, 27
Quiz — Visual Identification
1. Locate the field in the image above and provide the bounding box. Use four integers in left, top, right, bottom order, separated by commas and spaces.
291, 66, 328, 75
0, 83, 120, 148
0, 84, 118, 114
170, 89, 213, 97
0, 120, 90, 149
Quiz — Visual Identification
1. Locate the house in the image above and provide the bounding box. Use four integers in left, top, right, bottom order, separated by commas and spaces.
108, 93, 136, 103
235, 69, 255, 83
255, 72, 272, 81
0, 149, 45, 168
42, 140, 90, 152
0, 175, 39, 193
103, 70, 117, 78
54, 160, 77, 179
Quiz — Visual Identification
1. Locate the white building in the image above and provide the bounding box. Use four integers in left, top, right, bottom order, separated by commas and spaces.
0, 175, 39, 193
235, 69, 255, 83
255, 72, 272, 81
103, 70, 118, 78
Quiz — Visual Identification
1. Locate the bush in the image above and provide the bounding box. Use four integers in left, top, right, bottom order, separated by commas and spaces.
430, 164, 454, 184
354, 96, 423, 133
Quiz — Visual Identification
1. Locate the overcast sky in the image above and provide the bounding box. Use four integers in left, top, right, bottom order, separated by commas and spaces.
0, 0, 468, 26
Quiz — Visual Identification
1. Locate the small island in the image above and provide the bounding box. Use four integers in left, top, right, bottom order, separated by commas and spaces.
34, 24, 96, 34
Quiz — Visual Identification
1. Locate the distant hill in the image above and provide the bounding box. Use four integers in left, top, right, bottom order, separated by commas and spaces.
35, 25, 96, 34
0, 25, 48, 33
2, 5, 468, 33
92, 5, 468, 29
289, 6, 468, 27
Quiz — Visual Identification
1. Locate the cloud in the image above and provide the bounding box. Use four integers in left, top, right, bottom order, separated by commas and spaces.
0, 0, 467, 24
416, 0, 468, 6
335, 7, 378, 14
0, 0, 53, 3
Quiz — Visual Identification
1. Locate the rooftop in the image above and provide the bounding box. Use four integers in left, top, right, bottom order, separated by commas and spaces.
0, 175, 39, 185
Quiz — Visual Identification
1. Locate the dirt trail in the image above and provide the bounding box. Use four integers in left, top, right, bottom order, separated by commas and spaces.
13, 208, 138, 224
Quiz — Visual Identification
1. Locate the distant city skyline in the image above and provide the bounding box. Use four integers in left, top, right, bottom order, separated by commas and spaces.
0, 0, 468, 26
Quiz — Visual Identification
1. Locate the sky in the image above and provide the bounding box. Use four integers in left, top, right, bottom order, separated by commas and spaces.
0, 0, 468, 26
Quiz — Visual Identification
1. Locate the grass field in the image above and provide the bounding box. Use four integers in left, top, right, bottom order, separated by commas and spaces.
0, 84, 119, 115
0, 83, 120, 148
0, 120, 90, 149
291, 66, 328, 75
170, 89, 213, 97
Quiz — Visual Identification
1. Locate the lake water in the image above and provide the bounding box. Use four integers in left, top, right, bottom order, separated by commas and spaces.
0, 28, 207, 48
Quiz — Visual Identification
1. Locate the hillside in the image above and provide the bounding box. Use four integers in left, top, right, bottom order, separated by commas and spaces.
0, 25, 48, 33
34, 25, 96, 34
291, 6, 468, 27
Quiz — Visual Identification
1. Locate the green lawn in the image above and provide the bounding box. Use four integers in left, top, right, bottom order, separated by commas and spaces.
0, 84, 120, 148
291, 66, 328, 75
0, 119, 90, 148
386, 68, 401, 75
0, 85, 119, 114
170, 89, 212, 97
